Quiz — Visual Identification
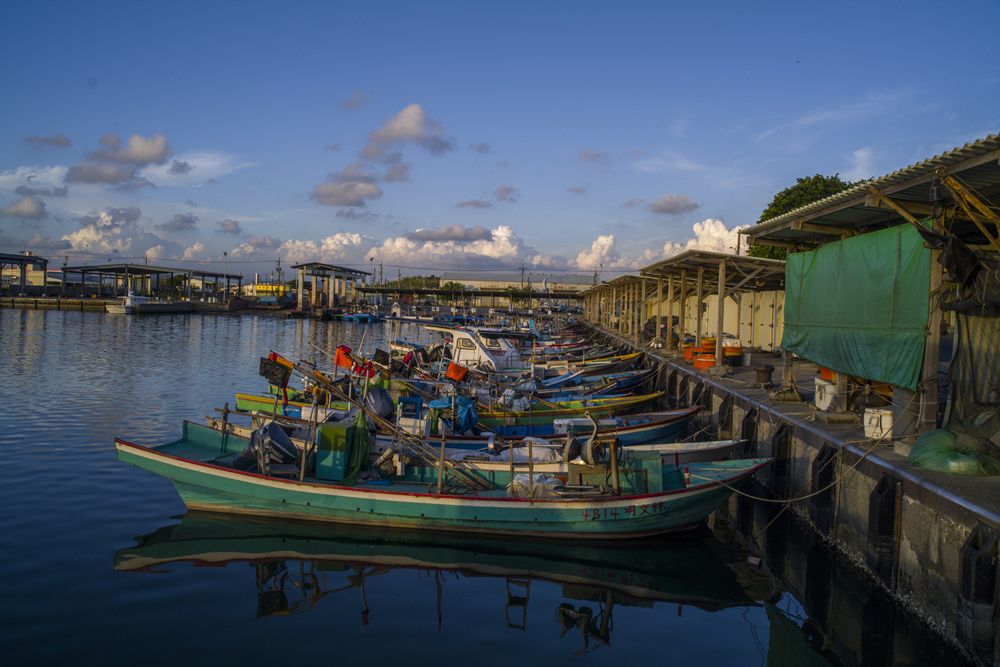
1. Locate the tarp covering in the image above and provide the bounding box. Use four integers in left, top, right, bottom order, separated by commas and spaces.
781, 224, 930, 391
943, 254, 1000, 428
428, 395, 479, 434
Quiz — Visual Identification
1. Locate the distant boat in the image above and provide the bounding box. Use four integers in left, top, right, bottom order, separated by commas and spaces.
107, 291, 193, 314
107, 292, 152, 315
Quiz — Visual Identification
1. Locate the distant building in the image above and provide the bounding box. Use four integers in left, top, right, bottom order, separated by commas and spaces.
0, 251, 50, 294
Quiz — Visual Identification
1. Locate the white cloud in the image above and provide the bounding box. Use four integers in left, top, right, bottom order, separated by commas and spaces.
141, 151, 253, 186
342, 91, 369, 109
361, 104, 454, 160
89, 133, 171, 166
65, 162, 136, 184
311, 162, 382, 207
57, 208, 184, 260
844, 146, 875, 181
756, 89, 911, 143
279, 232, 369, 265
0, 165, 68, 191
181, 243, 207, 260
650, 194, 699, 215
1, 196, 46, 219
660, 218, 745, 257
578, 149, 612, 164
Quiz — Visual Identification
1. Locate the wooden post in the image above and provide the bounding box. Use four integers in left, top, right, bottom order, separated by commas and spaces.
919, 249, 944, 432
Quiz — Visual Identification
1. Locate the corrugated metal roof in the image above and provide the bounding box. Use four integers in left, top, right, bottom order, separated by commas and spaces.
582, 250, 785, 296
742, 133, 1000, 248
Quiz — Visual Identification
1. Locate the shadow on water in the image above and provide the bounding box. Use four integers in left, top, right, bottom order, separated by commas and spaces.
114, 512, 777, 656
718, 491, 977, 666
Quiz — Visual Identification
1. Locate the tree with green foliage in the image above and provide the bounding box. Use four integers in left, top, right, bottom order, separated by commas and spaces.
382, 274, 440, 290
747, 174, 864, 260
439, 281, 465, 305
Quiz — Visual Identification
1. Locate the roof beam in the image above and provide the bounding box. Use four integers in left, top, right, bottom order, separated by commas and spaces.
791, 216, 850, 237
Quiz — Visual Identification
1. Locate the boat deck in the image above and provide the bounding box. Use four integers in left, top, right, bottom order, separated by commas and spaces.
131, 421, 765, 499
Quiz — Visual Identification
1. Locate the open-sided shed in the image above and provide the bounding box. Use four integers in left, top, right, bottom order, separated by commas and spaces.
640, 250, 786, 362
741, 133, 1000, 436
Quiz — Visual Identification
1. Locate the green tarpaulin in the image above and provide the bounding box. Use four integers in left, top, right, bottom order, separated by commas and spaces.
781, 224, 931, 391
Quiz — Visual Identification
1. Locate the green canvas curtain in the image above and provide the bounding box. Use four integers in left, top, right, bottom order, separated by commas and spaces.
781, 224, 931, 391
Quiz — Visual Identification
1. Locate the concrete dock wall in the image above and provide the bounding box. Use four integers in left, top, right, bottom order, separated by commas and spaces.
587, 323, 999, 665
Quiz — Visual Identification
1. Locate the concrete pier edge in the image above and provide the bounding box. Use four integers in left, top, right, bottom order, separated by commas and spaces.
583, 322, 999, 666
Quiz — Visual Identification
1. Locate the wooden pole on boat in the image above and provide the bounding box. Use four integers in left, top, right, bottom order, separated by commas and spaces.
301, 400, 319, 482
508, 444, 514, 492
437, 425, 446, 494
219, 403, 230, 452
527, 437, 534, 498
610, 439, 621, 495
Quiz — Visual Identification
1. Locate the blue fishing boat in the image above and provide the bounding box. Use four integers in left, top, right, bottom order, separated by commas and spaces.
115, 421, 769, 539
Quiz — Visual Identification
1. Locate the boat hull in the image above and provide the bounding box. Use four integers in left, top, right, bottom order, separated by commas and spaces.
479, 392, 665, 436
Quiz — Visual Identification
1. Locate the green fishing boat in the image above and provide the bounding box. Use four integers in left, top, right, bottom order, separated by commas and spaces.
115, 420, 769, 540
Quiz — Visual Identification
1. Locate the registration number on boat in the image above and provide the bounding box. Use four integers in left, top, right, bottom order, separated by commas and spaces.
582, 503, 665, 520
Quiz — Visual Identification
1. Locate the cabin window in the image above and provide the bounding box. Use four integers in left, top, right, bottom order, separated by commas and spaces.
457, 338, 475, 349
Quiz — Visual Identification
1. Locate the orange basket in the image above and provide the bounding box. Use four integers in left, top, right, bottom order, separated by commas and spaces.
693, 354, 716, 370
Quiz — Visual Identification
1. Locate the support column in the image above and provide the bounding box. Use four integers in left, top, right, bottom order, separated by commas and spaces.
636, 279, 645, 347
667, 274, 675, 352
311, 275, 317, 311
695, 267, 705, 345
611, 287, 622, 333
715, 260, 726, 365
655, 276, 662, 346
678, 271, 687, 347
297, 268, 304, 310
627, 282, 633, 338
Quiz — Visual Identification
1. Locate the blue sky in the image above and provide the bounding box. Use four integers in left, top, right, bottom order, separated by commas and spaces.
1, 0, 998, 282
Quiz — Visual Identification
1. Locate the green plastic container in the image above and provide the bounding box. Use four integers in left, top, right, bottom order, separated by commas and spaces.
315, 423, 356, 481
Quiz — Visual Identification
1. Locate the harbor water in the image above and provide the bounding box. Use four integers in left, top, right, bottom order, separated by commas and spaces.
0, 309, 973, 665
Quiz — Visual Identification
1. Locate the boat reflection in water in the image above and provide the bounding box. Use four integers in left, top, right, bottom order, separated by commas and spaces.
115, 511, 779, 653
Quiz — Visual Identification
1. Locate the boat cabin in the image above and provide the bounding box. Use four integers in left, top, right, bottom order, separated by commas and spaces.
425, 324, 527, 373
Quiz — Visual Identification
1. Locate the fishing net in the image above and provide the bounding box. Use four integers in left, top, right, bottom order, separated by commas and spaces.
907, 429, 1000, 476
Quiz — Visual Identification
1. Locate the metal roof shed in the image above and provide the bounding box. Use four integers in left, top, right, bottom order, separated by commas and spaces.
640, 251, 786, 365
289, 262, 369, 310
740, 133, 1000, 435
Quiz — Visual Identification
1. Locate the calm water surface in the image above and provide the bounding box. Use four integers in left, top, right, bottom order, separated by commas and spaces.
0, 309, 968, 666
